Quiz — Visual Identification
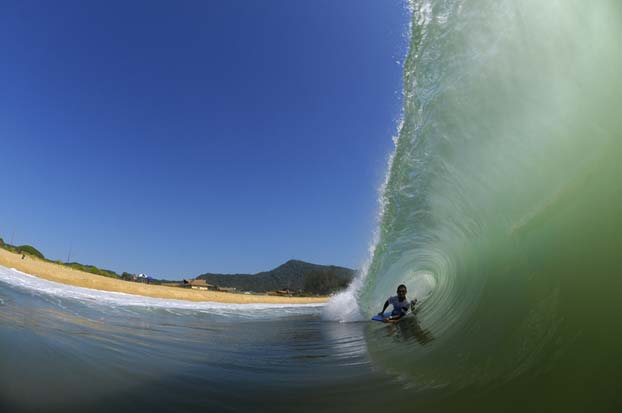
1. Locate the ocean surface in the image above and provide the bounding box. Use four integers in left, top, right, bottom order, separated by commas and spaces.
2, 0, 621, 412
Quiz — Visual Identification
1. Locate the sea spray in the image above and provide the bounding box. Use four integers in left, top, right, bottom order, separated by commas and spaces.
322, 123, 402, 323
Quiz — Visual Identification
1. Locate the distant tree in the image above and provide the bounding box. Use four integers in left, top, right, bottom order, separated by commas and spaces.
121, 272, 134, 281
0, 238, 4, 247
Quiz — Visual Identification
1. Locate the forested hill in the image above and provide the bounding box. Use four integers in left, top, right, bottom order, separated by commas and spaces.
196, 260, 355, 295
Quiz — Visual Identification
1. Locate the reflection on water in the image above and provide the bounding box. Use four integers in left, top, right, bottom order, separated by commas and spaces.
380, 315, 435, 346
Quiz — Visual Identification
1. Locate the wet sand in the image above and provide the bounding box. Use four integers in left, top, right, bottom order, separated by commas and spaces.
0, 248, 327, 304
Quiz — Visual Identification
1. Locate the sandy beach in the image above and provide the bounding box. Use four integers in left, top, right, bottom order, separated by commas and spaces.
0, 248, 328, 304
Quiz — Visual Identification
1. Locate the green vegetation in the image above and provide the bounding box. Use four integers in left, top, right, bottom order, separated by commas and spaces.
0, 241, 45, 260
0, 237, 120, 279
16, 245, 45, 259
303, 269, 351, 295
64, 262, 119, 279
0, 239, 17, 253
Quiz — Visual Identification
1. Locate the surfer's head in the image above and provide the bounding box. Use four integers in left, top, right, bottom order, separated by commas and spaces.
397, 284, 407, 300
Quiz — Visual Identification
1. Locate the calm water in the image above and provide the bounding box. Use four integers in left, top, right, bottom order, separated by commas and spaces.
2, 0, 621, 411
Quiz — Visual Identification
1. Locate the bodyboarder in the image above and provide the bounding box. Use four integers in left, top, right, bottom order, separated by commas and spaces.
377, 284, 417, 323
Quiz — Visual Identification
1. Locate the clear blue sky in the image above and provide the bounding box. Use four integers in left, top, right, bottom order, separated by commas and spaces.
0, 1, 409, 279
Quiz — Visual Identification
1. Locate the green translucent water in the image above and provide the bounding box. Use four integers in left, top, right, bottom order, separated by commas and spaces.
359, 0, 621, 410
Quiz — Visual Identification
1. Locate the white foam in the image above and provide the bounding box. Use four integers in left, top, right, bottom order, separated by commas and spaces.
322, 276, 366, 323
0, 265, 324, 312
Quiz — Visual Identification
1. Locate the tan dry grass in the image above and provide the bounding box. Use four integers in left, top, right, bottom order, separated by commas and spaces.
0, 248, 327, 304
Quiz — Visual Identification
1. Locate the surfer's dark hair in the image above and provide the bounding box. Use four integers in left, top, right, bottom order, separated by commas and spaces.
397, 284, 407, 291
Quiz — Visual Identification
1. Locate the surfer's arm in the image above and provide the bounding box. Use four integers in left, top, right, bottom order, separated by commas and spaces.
378, 300, 389, 315
384, 306, 408, 322
383, 314, 402, 323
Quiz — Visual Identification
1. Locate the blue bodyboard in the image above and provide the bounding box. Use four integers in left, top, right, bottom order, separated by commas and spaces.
371, 313, 391, 322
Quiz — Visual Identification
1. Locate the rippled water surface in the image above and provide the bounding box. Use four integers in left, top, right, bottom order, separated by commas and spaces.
0, 268, 432, 413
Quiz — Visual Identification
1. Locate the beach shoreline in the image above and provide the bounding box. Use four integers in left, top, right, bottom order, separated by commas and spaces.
0, 248, 328, 304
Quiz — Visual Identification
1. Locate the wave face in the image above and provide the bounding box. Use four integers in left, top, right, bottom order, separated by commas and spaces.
332, 0, 621, 410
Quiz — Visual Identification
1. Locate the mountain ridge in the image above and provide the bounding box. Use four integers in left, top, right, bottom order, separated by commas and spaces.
195, 259, 356, 295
